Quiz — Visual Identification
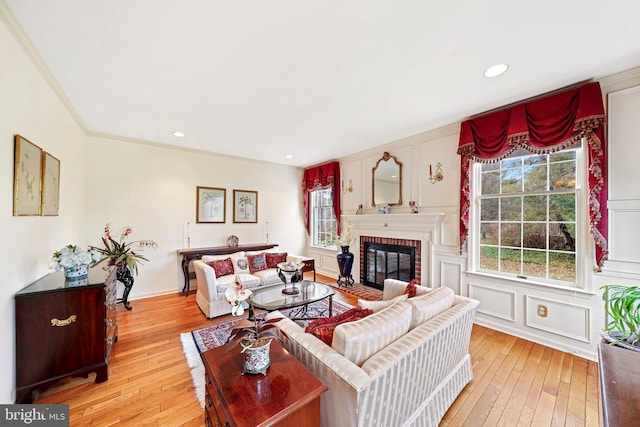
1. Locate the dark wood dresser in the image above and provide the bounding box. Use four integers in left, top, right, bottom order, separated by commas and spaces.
14, 267, 118, 403
598, 342, 640, 426
201, 339, 327, 427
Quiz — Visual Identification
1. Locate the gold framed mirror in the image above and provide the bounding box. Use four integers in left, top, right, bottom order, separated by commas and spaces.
372, 152, 402, 206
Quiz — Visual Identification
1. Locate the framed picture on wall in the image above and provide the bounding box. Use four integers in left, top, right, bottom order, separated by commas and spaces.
196, 186, 226, 223
13, 135, 43, 216
233, 190, 258, 223
41, 152, 60, 216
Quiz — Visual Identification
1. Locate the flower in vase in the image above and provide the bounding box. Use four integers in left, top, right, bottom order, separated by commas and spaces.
50, 244, 101, 271
90, 223, 158, 275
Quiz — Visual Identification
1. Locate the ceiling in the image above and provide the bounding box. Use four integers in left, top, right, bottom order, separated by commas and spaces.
5, 1, 640, 167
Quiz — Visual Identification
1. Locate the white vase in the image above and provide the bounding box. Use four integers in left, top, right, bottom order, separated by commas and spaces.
64, 264, 89, 278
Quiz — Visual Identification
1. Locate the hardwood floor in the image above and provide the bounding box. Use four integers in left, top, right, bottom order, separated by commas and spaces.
37, 275, 602, 426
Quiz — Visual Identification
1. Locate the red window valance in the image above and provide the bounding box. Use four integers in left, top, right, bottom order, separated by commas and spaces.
457, 82, 608, 270
302, 161, 341, 235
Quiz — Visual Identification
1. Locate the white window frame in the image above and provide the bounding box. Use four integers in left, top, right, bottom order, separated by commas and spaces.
310, 187, 337, 249
469, 143, 591, 290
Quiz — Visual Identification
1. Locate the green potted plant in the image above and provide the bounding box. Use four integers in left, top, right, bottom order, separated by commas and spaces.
601, 284, 640, 351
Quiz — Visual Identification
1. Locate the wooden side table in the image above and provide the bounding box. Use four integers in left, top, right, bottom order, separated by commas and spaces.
598, 342, 640, 426
300, 257, 316, 281
201, 339, 326, 427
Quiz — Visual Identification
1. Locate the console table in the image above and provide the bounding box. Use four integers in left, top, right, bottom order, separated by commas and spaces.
177, 243, 277, 296
598, 342, 640, 426
15, 267, 118, 403
201, 339, 327, 426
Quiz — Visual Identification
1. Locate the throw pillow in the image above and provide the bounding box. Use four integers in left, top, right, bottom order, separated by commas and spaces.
247, 252, 267, 273
266, 252, 287, 269
405, 286, 455, 329
305, 307, 373, 346
403, 279, 419, 298
231, 256, 250, 274
358, 293, 408, 312
207, 258, 234, 278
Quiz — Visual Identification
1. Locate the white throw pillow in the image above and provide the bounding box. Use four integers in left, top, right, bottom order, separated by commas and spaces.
358, 293, 408, 313
405, 286, 455, 329
230, 255, 250, 275
332, 301, 411, 366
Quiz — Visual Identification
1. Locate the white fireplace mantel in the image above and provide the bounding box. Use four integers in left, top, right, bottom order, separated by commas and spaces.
342, 213, 446, 285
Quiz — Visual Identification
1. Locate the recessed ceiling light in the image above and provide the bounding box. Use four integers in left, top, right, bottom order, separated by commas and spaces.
484, 63, 508, 78
285, 154, 293, 159
172, 131, 186, 138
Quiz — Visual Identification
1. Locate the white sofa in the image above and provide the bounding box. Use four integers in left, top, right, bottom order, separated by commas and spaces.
193, 247, 302, 318
274, 278, 479, 427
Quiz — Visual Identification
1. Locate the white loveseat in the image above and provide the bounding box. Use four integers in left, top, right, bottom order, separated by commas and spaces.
274, 279, 479, 427
194, 247, 302, 318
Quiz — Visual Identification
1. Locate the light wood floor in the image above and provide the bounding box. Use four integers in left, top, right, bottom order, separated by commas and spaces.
37, 274, 602, 426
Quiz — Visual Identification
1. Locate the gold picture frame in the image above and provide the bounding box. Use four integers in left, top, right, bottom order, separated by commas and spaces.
196, 186, 226, 223
233, 190, 258, 223
13, 135, 43, 216
42, 152, 60, 216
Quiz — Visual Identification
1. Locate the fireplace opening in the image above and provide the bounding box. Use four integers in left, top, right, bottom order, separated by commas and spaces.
363, 242, 416, 290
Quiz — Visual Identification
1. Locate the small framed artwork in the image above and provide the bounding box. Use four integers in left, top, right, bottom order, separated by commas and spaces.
233, 190, 258, 223
41, 152, 61, 216
13, 135, 43, 216
196, 186, 226, 223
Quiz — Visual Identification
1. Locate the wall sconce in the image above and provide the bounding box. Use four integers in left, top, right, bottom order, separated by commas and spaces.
428, 163, 444, 184
342, 179, 353, 194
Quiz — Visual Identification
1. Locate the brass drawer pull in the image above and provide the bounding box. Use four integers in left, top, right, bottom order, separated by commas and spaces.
51, 315, 77, 327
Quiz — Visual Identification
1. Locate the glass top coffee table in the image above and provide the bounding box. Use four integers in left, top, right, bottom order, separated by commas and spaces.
249, 281, 336, 319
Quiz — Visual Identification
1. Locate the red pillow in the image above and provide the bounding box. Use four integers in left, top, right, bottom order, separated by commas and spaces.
403, 279, 419, 298
266, 252, 287, 268
207, 258, 234, 278
247, 253, 267, 273
305, 307, 373, 346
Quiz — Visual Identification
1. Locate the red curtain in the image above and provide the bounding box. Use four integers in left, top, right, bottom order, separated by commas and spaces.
457, 82, 608, 270
302, 161, 341, 235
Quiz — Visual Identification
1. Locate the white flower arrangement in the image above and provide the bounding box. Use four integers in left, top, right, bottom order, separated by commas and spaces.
50, 244, 101, 271
334, 224, 354, 247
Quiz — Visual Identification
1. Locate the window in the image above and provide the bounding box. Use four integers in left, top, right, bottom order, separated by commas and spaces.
475, 148, 582, 285
311, 188, 337, 248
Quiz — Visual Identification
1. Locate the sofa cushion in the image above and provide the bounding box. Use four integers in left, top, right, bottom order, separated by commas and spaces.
213, 274, 239, 293
252, 269, 282, 286
207, 258, 234, 278
247, 252, 268, 273
266, 252, 287, 268
305, 307, 373, 346
406, 286, 455, 329
332, 301, 412, 366
230, 255, 250, 274
358, 293, 408, 312
234, 273, 261, 289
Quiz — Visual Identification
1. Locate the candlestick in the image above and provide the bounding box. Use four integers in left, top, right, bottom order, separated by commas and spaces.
430, 164, 432, 176
266, 221, 269, 243
187, 221, 191, 249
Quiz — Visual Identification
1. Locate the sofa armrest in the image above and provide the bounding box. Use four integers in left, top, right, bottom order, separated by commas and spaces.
194, 260, 222, 302
383, 278, 431, 300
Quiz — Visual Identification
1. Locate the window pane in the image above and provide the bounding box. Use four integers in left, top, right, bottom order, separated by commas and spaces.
549, 193, 575, 222
523, 250, 546, 277
523, 195, 547, 221
483, 162, 500, 171
481, 198, 499, 221
500, 248, 521, 274
523, 164, 547, 192
500, 197, 521, 221
501, 168, 523, 193
549, 252, 575, 282
549, 223, 575, 251
550, 151, 576, 162
480, 246, 498, 270
549, 161, 576, 190
523, 223, 546, 249
482, 171, 500, 195
480, 223, 498, 245
524, 154, 546, 166
501, 158, 521, 169
500, 223, 521, 247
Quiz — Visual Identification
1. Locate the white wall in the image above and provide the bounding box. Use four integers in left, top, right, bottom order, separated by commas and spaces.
84, 136, 306, 299
0, 16, 88, 403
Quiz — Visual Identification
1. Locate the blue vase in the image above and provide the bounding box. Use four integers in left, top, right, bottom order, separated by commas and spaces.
336, 245, 354, 286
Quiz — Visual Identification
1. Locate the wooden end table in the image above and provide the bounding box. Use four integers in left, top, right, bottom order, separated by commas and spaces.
201, 339, 327, 427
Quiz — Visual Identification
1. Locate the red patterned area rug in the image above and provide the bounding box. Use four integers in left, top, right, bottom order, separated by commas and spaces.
324, 281, 383, 302
189, 298, 352, 353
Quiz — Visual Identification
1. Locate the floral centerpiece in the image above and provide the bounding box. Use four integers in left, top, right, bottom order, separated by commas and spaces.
90, 223, 158, 275
50, 245, 102, 278
334, 224, 354, 248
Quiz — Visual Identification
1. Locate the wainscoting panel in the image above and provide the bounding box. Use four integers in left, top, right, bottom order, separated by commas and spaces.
439, 261, 462, 294
525, 295, 591, 343
468, 283, 516, 322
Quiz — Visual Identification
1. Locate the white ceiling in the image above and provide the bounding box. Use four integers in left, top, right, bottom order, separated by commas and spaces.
5, 1, 640, 167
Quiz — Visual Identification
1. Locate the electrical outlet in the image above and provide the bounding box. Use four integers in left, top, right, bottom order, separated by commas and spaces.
537, 304, 547, 317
